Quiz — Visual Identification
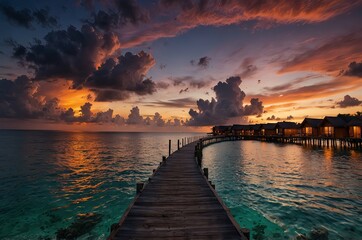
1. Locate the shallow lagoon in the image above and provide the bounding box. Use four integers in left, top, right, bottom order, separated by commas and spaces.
203, 140, 362, 239
0, 131, 361, 239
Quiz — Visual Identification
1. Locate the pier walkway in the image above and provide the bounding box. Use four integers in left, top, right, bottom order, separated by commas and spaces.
108, 140, 245, 239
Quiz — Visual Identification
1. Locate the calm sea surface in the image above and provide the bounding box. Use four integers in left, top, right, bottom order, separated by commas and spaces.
0, 130, 361, 239
203, 141, 362, 239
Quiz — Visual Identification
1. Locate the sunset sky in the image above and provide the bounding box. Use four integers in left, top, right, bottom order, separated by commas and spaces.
0, 0, 361, 131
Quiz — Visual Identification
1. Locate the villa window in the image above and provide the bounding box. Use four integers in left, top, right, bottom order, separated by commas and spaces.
305, 127, 312, 136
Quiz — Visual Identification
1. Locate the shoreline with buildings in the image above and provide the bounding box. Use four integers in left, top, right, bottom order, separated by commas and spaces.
212, 115, 362, 148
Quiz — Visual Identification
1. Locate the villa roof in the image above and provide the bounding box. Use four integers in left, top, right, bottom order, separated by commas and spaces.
214, 125, 231, 131
276, 121, 299, 129
262, 123, 277, 130
301, 118, 323, 128
322, 116, 347, 127
232, 124, 250, 130
250, 124, 262, 130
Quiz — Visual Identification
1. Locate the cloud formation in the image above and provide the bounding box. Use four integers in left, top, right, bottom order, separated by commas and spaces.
279, 32, 362, 75
191, 56, 211, 68
0, 3, 57, 28
187, 76, 264, 126
86, 51, 156, 101
267, 115, 280, 121
171, 76, 211, 89
91, 0, 149, 30
120, 0, 360, 48
0, 75, 60, 118
336, 95, 362, 108
12, 24, 120, 88
60, 102, 125, 124
344, 61, 362, 77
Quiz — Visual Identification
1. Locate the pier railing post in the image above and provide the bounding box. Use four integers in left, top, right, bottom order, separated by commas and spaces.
136, 182, 144, 194
241, 228, 250, 240
203, 168, 208, 179
169, 139, 171, 156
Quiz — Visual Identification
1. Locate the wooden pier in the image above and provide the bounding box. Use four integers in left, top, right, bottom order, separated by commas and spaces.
108, 140, 246, 239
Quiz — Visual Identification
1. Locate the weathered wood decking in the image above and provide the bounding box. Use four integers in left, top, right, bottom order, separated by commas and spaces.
108, 141, 244, 239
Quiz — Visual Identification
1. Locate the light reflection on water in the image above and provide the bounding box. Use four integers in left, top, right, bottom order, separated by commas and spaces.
0, 130, 201, 239
202, 140, 362, 239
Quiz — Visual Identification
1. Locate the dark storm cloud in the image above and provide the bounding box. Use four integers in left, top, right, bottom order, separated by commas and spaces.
32, 8, 58, 28
187, 76, 264, 126
336, 95, 362, 108
114, 0, 149, 25
90, 0, 149, 30
12, 24, 120, 88
91, 10, 119, 31
0, 3, 32, 28
0, 75, 61, 119
0, 3, 57, 28
344, 61, 362, 77
86, 51, 156, 101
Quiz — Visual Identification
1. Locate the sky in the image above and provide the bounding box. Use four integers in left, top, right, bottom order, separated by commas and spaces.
0, 0, 361, 132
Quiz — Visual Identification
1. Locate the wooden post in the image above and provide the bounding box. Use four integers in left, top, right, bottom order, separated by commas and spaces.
241, 228, 250, 240
203, 168, 208, 179
136, 182, 144, 194
169, 139, 171, 156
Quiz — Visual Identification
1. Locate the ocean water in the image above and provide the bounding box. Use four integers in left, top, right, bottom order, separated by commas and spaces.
0, 130, 202, 239
0, 131, 361, 239
202, 141, 362, 239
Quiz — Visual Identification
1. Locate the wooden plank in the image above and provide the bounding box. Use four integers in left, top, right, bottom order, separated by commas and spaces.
108, 141, 245, 240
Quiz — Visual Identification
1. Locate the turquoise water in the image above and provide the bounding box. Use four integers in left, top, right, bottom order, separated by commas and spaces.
0, 130, 201, 239
1, 131, 361, 239
202, 141, 362, 239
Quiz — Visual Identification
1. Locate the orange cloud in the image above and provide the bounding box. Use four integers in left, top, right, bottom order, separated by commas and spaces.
121, 0, 361, 48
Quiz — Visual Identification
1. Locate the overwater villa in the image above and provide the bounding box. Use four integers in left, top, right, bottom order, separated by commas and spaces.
275, 121, 300, 137
300, 118, 323, 137
231, 124, 249, 136
347, 117, 362, 138
319, 116, 349, 138
261, 123, 277, 136
212, 115, 362, 140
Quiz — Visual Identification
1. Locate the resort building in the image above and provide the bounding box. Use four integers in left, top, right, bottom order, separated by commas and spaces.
319, 117, 348, 138
231, 125, 249, 136
261, 123, 277, 136
250, 124, 262, 136
212, 125, 232, 135
276, 122, 300, 137
300, 118, 323, 137
347, 117, 362, 138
